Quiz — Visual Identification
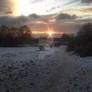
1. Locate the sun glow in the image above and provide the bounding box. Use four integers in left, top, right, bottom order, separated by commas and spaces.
32, 30, 64, 35
13, 0, 31, 16
13, 0, 47, 16
13, 0, 64, 16
47, 30, 54, 35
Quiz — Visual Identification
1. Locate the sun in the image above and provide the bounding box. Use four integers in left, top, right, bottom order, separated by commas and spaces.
47, 30, 54, 38
48, 31, 53, 35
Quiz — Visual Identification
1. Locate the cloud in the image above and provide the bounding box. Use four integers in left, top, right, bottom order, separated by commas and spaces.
56, 13, 77, 20
0, 14, 50, 29
32, 0, 43, 3
29, 14, 40, 19
0, 13, 91, 34
64, 0, 79, 6
79, 8, 92, 15
0, 16, 29, 27
0, 14, 41, 26
0, 0, 13, 15
4, 11, 12, 14
0, 13, 82, 34
52, 21, 80, 34
81, 0, 92, 3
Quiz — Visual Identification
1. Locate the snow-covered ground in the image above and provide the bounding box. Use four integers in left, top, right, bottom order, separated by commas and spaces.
0, 46, 92, 92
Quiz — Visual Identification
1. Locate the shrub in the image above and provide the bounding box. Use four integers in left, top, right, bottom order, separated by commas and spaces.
67, 23, 92, 57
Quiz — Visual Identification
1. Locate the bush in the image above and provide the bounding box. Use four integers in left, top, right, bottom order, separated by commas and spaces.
67, 23, 92, 57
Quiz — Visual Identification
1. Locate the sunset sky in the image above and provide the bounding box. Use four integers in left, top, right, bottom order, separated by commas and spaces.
0, 0, 92, 34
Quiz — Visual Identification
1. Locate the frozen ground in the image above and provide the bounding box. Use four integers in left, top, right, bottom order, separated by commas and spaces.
0, 46, 92, 92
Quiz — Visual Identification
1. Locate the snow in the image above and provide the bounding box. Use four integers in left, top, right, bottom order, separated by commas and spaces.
0, 46, 92, 92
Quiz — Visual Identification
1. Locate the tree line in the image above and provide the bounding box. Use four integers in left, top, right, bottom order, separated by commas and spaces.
61, 23, 92, 57
0, 25, 38, 47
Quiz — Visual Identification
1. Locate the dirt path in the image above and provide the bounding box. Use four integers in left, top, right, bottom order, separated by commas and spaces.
42, 47, 74, 92
42, 47, 92, 92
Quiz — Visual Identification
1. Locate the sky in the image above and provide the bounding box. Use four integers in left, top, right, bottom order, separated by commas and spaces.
0, 0, 92, 34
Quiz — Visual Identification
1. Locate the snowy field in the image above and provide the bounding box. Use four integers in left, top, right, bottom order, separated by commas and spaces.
0, 46, 92, 92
